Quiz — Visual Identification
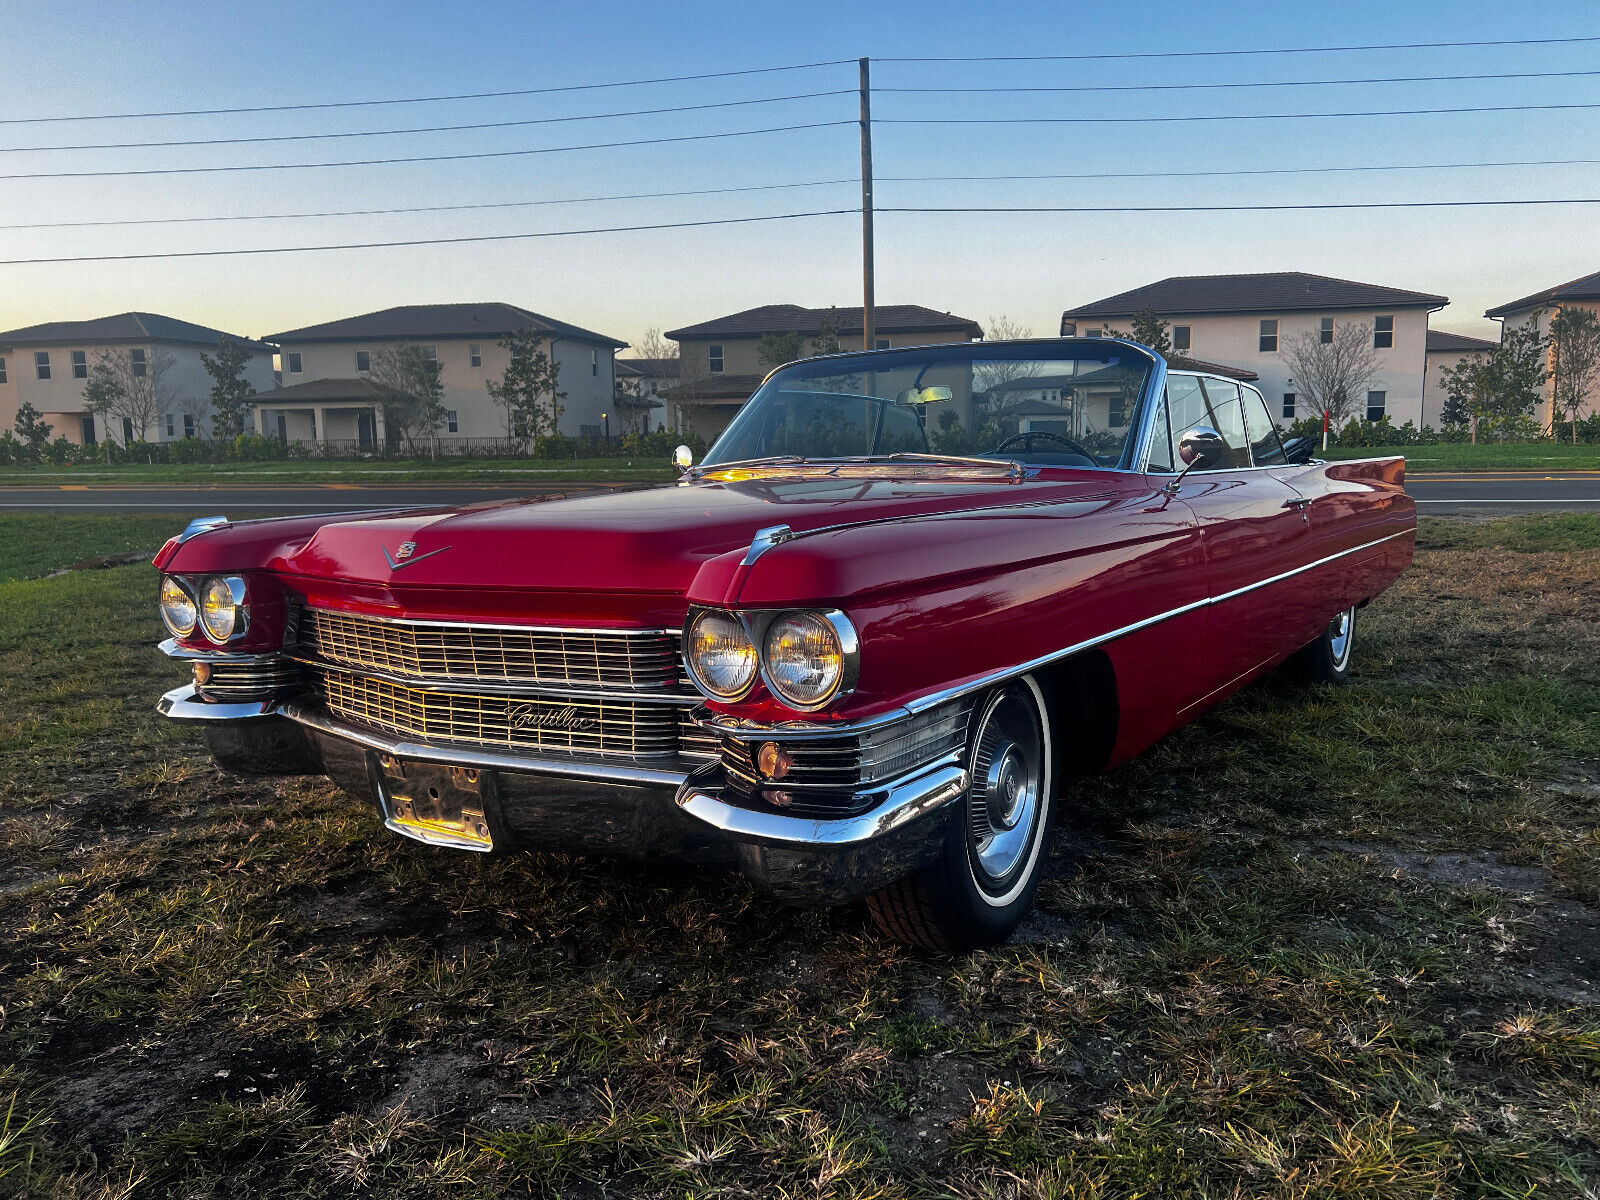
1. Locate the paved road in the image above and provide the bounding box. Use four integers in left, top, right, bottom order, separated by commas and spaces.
2, 473, 1599, 515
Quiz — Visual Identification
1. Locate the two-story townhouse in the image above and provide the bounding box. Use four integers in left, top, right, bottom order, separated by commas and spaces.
663, 304, 983, 439
0, 312, 274, 445
1421, 330, 1497, 425
1061, 272, 1448, 428
1486, 269, 1600, 429
258, 303, 627, 447
614, 357, 677, 433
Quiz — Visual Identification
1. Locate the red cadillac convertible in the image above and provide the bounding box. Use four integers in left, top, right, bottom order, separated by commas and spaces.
155, 339, 1413, 950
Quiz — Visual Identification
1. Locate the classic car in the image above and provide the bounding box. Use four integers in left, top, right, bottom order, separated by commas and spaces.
154, 338, 1413, 950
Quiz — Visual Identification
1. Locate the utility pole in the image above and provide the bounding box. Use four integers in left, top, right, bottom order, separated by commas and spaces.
859, 57, 875, 353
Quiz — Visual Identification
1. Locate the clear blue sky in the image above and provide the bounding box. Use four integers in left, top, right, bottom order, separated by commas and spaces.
1, 0, 1596, 347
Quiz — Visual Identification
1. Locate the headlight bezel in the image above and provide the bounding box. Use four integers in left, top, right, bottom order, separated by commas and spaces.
684, 608, 760, 700
683, 606, 860, 712
158, 575, 198, 637
198, 575, 250, 644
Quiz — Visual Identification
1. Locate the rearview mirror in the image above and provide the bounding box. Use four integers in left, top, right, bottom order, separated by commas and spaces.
896, 386, 953, 405
1176, 426, 1227, 471
672, 444, 694, 471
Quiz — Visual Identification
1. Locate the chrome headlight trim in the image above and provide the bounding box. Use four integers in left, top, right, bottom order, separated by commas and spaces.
683, 607, 759, 701
759, 609, 860, 712
198, 575, 250, 645
158, 575, 198, 638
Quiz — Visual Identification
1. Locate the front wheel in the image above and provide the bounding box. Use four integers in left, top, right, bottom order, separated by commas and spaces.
867, 676, 1054, 952
1285, 604, 1357, 685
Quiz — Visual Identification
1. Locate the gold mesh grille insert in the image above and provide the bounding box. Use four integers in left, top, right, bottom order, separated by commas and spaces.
304, 608, 680, 690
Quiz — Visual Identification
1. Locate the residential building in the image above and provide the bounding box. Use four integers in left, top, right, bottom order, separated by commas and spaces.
1422, 329, 1497, 426
0, 312, 274, 445
663, 304, 983, 439
1485, 269, 1600, 428
1061, 272, 1448, 427
261, 303, 627, 446
614, 357, 677, 433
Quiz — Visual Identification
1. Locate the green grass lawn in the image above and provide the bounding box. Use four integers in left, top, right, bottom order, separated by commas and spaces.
1323, 441, 1600, 470
1, 516, 1598, 1197
0, 456, 678, 486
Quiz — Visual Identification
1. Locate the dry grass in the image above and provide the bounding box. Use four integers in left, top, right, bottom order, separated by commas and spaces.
0, 515, 1596, 1197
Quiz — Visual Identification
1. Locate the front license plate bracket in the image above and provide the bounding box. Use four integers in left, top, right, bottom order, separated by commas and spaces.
372, 754, 500, 853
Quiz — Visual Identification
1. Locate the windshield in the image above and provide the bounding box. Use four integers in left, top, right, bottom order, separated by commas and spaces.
701, 339, 1157, 470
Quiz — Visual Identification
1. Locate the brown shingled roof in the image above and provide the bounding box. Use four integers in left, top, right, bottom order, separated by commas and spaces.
665, 304, 982, 341
1485, 269, 1600, 318
1063, 272, 1447, 322
1426, 329, 1498, 353
266, 302, 626, 348
0, 311, 273, 352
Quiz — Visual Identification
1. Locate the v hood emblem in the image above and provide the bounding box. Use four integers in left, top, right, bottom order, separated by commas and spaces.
383, 543, 451, 571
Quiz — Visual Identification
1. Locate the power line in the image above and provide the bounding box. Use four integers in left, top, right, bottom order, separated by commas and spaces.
879, 102, 1600, 126
0, 59, 858, 126
0, 210, 859, 264
0, 120, 856, 180
0, 179, 858, 231
884, 199, 1600, 213
880, 68, 1600, 94
880, 36, 1600, 62
881, 157, 1600, 184
1, 90, 855, 154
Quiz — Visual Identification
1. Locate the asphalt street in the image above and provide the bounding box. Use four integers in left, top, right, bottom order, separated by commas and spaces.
1, 472, 1599, 516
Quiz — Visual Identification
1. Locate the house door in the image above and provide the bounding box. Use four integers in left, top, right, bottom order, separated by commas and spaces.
274, 414, 287, 445
357, 411, 375, 449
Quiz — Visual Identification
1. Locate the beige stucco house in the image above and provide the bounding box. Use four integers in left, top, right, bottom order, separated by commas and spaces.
260, 303, 627, 447
663, 304, 983, 440
1486, 269, 1600, 429
1421, 329, 1497, 425
1062, 272, 1448, 428
0, 312, 274, 445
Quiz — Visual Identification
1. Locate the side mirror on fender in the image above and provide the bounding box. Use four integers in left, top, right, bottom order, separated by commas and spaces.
1280, 436, 1317, 465
1176, 425, 1228, 472
672, 444, 694, 472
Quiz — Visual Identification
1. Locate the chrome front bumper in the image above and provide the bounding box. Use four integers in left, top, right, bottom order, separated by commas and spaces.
158, 683, 966, 903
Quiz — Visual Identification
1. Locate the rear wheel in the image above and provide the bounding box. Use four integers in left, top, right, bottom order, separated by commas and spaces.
1285, 605, 1357, 685
867, 676, 1054, 952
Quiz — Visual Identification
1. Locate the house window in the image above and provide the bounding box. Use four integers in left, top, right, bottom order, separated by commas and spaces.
469, 344, 481, 368
591, 348, 598, 376
446, 409, 458, 433
1366, 390, 1387, 421
80, 416, 96, 444
876, 337, 891, 350
1258, 319, 1278, 353
1108, 394, 1126, 428
183, 414, 196, 438
72, 350, 88, 379
122, 417, 135, 444
130, 348, 147, 377
1320, 317, 1334, 345
286, 352, 302, 374
708, 344, 724, 373
1373, 315, 1394, 349
1282, 392, 1296, 419
0, 357, 6, 383
1172, 325, 1191, 351
355, 350, 370, 372
422, 346, 437, 361
309, 411, 316, 440
165, 414, 175, 438
34, 351, 50, 380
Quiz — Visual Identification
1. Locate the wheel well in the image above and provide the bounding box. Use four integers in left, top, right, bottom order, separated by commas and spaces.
1033, 649, 1119, 779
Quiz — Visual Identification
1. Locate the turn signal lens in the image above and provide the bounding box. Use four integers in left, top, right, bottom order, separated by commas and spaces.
687, 610, 758, 699
756, 741, 793, 779
199, 576, 246, 643
158, 576, 197, 637
763, 612, 847, 709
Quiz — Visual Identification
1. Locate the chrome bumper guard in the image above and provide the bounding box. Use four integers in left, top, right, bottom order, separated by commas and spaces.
157, 681, 970, 902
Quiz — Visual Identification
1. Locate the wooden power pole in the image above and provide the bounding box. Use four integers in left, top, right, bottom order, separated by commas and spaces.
859, 57, 875, 352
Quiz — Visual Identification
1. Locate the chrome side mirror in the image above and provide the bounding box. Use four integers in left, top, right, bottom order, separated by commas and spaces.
672, 444, 694, 472
1176, 425, 1226, 472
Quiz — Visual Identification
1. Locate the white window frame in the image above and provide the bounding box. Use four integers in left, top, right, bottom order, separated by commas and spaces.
34, 351, 50, 380
165, 413, 175, 438
355, 350, 370, 372
1366, 390, 1387, 421
591, 348, 598, 376
1258, 319, 1278, 353
469, 344, 482, 368
1172, 325, 1191, 351
875, 337, 891, 350
0, 357, 6, 383
130, 347, 147, 378
1282, 392, 1296, 420
1319, 317, 1334, 345
286, 352, 302, 374
446, 409, 459, 433
71, 349, 88, 379
1373, 315, 1394, 349
183, 414, 196, 438
708, 344, 724, 373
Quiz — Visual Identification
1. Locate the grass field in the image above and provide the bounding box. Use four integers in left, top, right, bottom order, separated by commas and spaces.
1, 516, 1597, 1197
0, 457, 678, 487
1322, 442, 1600, 471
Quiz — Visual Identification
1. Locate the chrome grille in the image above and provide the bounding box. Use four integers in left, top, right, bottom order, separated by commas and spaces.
302, 608, 681, 691
317, 671, 681, 758
678, 711, 721, 762
197, 658, 301, 700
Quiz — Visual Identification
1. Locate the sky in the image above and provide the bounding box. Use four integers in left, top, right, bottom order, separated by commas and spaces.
1, 0, 1597, 349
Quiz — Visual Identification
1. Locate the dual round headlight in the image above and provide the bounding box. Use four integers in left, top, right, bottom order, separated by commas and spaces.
686, 609, 857, 710
160, 575, 247, 644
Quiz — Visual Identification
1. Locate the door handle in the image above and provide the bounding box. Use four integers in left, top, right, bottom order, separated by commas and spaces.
1282, 496, 1314, 510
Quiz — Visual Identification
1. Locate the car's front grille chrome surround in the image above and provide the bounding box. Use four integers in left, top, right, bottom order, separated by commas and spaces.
302, 608, 682, 691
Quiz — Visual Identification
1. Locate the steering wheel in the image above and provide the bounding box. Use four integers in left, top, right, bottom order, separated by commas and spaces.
991, 430, 1096, 460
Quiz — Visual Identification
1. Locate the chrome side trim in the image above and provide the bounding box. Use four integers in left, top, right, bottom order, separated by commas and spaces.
291, 654, 698, 705
676, 762, 969, 848
159, 637, 280, 663
743, 524, 793, 566
176, 515, 228, 544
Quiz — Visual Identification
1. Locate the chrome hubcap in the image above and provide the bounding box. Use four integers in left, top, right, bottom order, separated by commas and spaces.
968, 687, 1044, 891
1328, 606, 1355, 670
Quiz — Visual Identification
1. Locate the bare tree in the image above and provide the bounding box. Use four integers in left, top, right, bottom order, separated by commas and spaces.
985, 314, 1033, 343
1278, 323, 1382, 425
368, 344, 446, 450
1550, 307, 1600, 442
973, 315, 1037, 415
82, 346, 178, 444
634, 328, 678, 363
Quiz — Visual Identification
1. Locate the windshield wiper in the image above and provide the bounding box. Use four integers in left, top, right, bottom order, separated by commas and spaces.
688, 455, 805, 476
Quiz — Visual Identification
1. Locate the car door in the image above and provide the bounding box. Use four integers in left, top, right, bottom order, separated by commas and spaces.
1165, 375, 1315, 713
